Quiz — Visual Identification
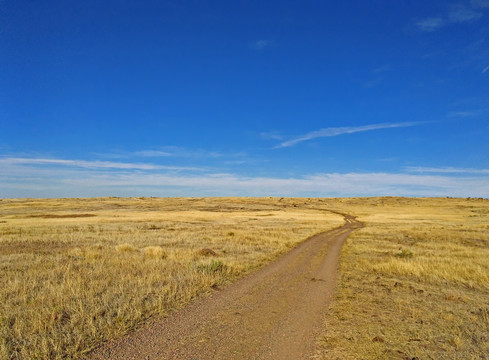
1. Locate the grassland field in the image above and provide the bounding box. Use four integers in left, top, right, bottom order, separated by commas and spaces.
319, 197, 489, 360
0, 196, 488, 359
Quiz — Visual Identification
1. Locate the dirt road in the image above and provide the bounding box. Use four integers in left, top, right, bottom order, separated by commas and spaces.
89, 213, 362, 360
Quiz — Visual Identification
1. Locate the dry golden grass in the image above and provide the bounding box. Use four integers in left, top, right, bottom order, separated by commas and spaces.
0, 197, 342, 359
3, 196, 487, 359
142, 246, 167, 259
115, 243, 136, 252
319, 197, 489, 359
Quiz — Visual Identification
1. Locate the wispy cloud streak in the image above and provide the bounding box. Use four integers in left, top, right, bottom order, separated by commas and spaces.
101, 147, 240, 160
416, 17, 445, 32
406, 166, 489, 174
448, 110, 481, 117
133, 150, 173, 157
416, 3, 485, 32
0, 157, 203, 171
472, 0, 489, 8
276, 122, 419, 148
448, 4, 483, 23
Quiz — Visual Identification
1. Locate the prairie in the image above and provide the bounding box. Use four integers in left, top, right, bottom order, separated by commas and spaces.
0, 197, 342, 359
1, 197, 488, 359
320, 197, 489, 359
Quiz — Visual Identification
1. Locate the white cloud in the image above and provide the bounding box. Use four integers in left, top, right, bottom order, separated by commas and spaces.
471, 0, 489, 9
135, 147, 240, 159
93, 146, 250, 163
276, 122, 419, 148
416, 3, 486, 32
405, 166, 489, 174
448, 4, 483, 23
1, 157, 489, 198
260, 132, 284, 140
483, 64, 489, 73
416, 17, 445, 32
0, 157, 203, 172
133, 150, 173, 157
448, 110, 481, 117
93, 145, 248, 160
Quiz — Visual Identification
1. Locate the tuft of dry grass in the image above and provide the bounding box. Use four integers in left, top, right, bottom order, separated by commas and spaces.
142, 246, 167, 259
116, 243, 137, 252
0, 197, 343, 359
318, 197, 489, 360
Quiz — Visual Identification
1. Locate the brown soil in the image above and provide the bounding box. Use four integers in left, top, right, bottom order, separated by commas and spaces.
88, 213, 362, 360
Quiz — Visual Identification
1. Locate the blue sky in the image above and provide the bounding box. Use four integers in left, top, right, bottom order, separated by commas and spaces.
1, 0, 488, 197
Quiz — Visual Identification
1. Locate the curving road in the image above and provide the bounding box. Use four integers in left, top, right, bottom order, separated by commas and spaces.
88, 212, 362, 360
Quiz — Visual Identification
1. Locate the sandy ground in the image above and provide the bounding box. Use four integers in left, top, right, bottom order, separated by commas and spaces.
88, 213, 361, 360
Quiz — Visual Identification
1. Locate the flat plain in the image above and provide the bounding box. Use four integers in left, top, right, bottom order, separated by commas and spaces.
0, 197, 343, 359
1, 197, 488, 359
319, 197, 489, 359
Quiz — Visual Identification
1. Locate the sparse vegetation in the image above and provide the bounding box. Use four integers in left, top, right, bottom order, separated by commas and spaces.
196, 259, 226, 274
2, 196, 488, 359
395, 248, 414, 258
0, 197, 342, 359
319, 197, 489, 359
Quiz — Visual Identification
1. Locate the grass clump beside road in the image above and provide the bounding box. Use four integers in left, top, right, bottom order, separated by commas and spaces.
319, 197, 489, 359
0, 197, 342, 359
